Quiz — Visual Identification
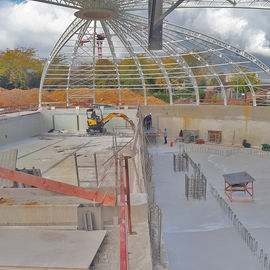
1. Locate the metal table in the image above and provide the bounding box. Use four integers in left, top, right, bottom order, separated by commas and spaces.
223, 172, 255, 202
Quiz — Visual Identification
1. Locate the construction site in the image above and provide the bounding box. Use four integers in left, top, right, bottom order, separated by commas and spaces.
2, 0, 270, 270
1, 103, 270, 270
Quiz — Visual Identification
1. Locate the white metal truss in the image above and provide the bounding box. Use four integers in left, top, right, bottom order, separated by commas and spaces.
36, 1, 270, 107
66, 21, 91, 105
101, 21, 122, 105
31, 0, 270, 10
112, 18, 174, 105
108, 21, 148, 105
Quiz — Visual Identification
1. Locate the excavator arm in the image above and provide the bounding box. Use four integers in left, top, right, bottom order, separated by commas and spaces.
102, 113, 135, 130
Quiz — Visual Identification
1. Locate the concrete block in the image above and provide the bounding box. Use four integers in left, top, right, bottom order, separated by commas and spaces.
77, 204, 104, 230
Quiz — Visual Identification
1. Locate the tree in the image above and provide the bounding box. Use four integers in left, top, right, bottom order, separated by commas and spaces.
0, 48, 42, 89
229, 67, 261, 94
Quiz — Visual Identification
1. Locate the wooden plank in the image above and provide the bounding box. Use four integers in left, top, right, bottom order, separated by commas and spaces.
0, 167, 116, 206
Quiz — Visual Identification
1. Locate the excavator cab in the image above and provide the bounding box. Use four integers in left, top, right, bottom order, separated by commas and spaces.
86, 108, 104, 134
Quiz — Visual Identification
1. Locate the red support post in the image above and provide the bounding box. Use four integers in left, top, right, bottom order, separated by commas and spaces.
124, 156, 133, 234
0, 167, 116, 206
120, 154, 128, 270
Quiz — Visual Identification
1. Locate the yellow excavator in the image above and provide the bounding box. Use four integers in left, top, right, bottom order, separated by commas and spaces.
86, 108, 135, 134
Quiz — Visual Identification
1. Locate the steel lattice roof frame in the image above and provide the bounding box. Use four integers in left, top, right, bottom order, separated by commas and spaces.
31, 0, 270, 10
34, 0, 270, 107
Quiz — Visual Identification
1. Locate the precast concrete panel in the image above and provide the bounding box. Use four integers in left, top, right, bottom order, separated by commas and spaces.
40, 111, 54, 132
54, 113, 77, 130
142, 105, 270, 147
0, 113, 42, 146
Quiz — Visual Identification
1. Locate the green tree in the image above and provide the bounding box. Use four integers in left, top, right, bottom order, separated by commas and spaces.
229, 67, 261, 93
0, 48, 42, 89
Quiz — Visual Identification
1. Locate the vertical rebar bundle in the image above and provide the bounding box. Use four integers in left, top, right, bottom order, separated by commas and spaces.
173, 152, 188, 172
185, 173, 207, 200
182, 152, 206, 200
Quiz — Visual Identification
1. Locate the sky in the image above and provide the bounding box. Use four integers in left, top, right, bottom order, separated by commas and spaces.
1, 0, 270, 66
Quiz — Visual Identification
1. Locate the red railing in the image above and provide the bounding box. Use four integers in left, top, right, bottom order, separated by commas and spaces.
119, 154, 128, 270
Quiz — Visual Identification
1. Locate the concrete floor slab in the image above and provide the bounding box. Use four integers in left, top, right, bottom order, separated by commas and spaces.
150, 145, 259, 270
186, 149, 270, 257
0, 228, 106, 269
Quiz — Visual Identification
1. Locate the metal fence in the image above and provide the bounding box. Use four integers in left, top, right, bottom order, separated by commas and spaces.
178, 143, 270, 159
138, 107, 163, 266
209, 183, 270, 270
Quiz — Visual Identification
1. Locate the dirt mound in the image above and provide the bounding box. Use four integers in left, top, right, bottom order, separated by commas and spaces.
0, 88, 166, 106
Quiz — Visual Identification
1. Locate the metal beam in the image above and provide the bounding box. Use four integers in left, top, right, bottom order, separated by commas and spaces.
0, 167, 116, 206
148, 0, 186, 50
39, 18, 87, 107
148, 0, 163, 50
30, 0, 81, 9
156, 0, 186, 25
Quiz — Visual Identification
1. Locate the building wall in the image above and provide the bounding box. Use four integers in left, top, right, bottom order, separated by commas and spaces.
141, 105, 270, 147
0, 108, 137, 147
0, 112, 44, 146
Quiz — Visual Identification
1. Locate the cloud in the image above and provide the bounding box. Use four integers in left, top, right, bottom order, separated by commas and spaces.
0, 1, 74, 57
204, 9, 247, 38
1, 0, 270, 66
247, 30, 270, 56
169, 8, 270, 59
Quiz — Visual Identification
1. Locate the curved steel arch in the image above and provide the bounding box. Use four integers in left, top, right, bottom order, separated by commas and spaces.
38, 10, 270, 107
66, 21, 91, 106
39, 18, 87, 106
107, 21, 148, 105
186, 37, 257, 106
166, 22, 270, 76
119, 13, 200, 105
101, 21, 122, 105
115, 17, 174, 104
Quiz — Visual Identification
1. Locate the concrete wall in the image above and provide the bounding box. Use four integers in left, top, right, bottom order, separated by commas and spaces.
0, 112, 45, 146
141, 105, 270, 147
0, 108, 137, 147
42, 108, 137, 132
